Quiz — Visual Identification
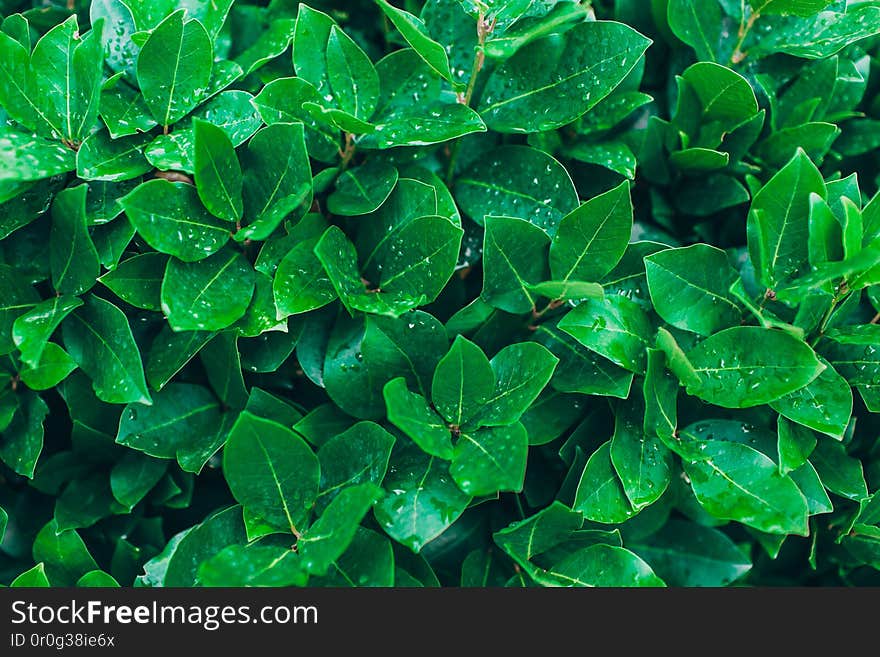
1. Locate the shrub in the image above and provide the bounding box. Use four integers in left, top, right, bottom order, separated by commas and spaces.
1, 0, 880, 588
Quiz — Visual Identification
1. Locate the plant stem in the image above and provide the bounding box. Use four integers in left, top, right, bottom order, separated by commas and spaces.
338, 132, 356, 171
731, 6, 760, 65
445, 14, 495, 185
811, 288, 851, 346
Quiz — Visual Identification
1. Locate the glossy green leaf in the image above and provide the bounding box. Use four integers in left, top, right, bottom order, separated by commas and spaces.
479, 21, 651, 133
686, 327, 825, 408
376, 0, 454, 82
373, 441, 471, 552
50, 185, 100, 296
193, 118, 243, 222
451, 422, 528, 496
574, 442, 635, 524
481, 215, 550, 313
645, 244, 741, 336
99, 253, 167, 311
223, 411, 320, 534
120, 180, 230, 262
748, 149, 826, 288
239, 123, 313, 241
384, 377, 453, 459
432, 335, 494, 428
299, 483, 383, 575
317, 421, 395, 511
61, 294, 151, 405
558, 295, 652, 373
550, 181, 633, 283
631, 519, 751, 586
198, 544, 306, 587
137, 10, 213, 128
161, 248, 255, 331
770, 356, 852, 438
455, 146, 578, 234
327, 162, 398, 216
13, 295, 82, 367
683, 440, 809, 536
538, 545, 665, 587
116, 383, 225, 473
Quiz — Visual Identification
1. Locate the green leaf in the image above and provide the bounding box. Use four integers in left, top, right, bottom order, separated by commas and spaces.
99, 74, 158, 139
643, 348, 678, 443
537, 544, 665, 587
776, 416, 817, 476
32, 519, 98, 586
667, 0, 725, 62
13, 295, 82, 367
478, 21, 651, 133
61, 294, 151, 405
193, 118, 243, 223
50, 185, 100, 296
120, 179, 231, 262
223, 411, 320, 534
19, 342, 77, 390
326, 26, 379, 120
317, 421, 395, 511
373, 441, 471, 552
160, 506, 246, 586
299, 483, 383, 575
90, 0, 138, 75
432, 335, 494, 428
199, 544, 306, 587
748, 149, 826, 288
533, 322, 634, 398
12, 563, 51, 587
31, 16, 104, 142
384, 377, 453, 459
76, 131, 152, 182
137, 10, 213, 128
680, 62, 759, 130
116, 383, 225, 474
770, 356, 852, 438
99, 253, 168, 311
239, 123, 313, 241
645, 244, 741, 336
550, 181, 633, 283
454, 145, 578, 234
161, 248, 255, 331
494, 502, 583, 571
683, 441, 809, 536
477, 342, 558, 427
557, 295, 652, 373
376, 0, 455, 83
363, 311, 448, 397
320, 527, 394, 586
327, 162, 398, 216
684, 327, 824, 408
273, 236, 337, 317
0, 389, 47, 478
0, 264, 39, 355
574, 442, 635, 524
749, 0, 833, 17
110, 451, 168, 509
481, 215, 550, 314
810, 438, 867, 501
630, 519, 751, 586
145, 326, 214, 391
451, 422, 528, 496
0, 130, 75, 182
610, 399, 672, 510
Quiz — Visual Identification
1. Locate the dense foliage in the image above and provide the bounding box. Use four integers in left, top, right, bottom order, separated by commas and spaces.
2, 0, 880, 588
